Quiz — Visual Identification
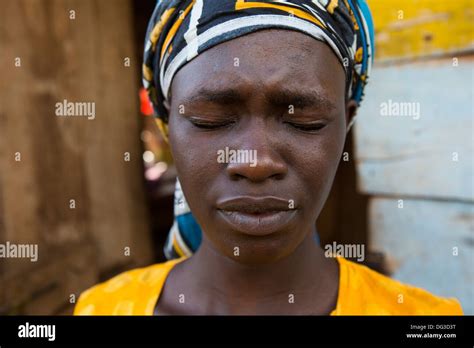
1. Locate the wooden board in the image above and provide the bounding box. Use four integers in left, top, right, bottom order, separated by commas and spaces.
0, 0, 153, 313
369, 197, 473, 314
354, 59, 473, 201
368, 0, 474, 61
1, 241, 98, 315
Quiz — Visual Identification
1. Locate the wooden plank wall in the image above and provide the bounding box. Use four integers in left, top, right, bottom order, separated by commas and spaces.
368, 0, 473, 61
0, 0, 153, 314
356, 0, 474, 313
370, 198, 473, 309
354, 62, 473, 201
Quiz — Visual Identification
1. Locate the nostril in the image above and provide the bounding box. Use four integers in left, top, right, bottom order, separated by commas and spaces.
270, 172, 286, 180
226, 157, 288, 183
229, 172, 247, 181
229, 172, 284, 181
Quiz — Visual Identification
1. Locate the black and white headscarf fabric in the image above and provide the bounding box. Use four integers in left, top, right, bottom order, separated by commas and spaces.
142, 0, 375, 259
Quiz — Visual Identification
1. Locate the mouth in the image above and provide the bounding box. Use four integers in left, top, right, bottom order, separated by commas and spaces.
216, 196, 298, 237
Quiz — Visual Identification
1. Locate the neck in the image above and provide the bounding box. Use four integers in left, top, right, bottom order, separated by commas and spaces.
186, 230, 338, 315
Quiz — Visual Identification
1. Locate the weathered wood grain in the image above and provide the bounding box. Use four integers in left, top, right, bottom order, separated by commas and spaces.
368, 0, 474, 61
0, 0, 153, 314
354, 60, 473, 201
369, 197, 473, 314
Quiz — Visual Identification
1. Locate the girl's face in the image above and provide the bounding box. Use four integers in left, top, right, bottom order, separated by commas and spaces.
167, 29, 351, 264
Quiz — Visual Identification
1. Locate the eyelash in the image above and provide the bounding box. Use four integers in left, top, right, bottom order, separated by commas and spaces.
190, 119, 235, 130
189, 119, 327, 132
285, 122, 327, 133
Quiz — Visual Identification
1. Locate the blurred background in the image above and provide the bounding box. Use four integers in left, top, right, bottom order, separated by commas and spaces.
0, 0, 472, 315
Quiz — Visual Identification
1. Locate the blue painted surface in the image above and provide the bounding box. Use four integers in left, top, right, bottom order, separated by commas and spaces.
354, 61, 473, 201
370, 197, 473, 314
354, 60, 474, 314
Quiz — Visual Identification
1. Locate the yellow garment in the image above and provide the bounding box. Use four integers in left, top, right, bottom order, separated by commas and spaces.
74, 256, 463, 315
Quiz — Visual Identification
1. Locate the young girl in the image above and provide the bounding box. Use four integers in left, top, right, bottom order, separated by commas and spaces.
75, 0, 462, 315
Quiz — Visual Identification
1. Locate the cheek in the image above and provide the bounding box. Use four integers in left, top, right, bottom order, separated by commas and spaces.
292, 121, 346, 211
168, 114, 219, 208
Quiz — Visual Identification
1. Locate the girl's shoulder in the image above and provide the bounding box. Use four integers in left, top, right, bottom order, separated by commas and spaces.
334, 257, 463, 315
74, 258, 186, 315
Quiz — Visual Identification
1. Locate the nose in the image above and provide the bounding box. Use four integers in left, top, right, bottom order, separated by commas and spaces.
225, 120, 288, 183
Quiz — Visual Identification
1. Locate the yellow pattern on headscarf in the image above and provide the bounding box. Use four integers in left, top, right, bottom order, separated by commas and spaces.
327, 0, 339, 14
142, 64, 154, 82
235, 0, 326, 29
161, 0, 196, 60
150, 7, 176, 51
155, 118, 170, 142
355, 47, 363, 63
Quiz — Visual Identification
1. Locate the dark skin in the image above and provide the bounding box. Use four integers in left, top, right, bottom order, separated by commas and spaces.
154, 29, 358, 315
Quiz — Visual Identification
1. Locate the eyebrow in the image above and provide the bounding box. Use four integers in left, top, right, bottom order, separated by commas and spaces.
266, 88, 336, 111
184, 88, 244, 105
184, 86, 336, 111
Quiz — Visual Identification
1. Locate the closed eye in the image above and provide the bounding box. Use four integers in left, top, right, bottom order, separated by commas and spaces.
189, 118, 236, 130
285, 122, 327, 133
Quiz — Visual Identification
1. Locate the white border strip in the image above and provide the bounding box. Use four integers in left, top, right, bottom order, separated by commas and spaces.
184, 0, 204, 61
160, 14, 345, 98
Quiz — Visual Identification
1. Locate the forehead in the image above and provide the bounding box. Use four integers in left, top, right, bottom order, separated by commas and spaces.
170, 29, 346, 103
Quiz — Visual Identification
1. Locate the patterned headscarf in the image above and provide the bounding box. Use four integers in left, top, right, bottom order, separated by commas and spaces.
142, 0, 374, 259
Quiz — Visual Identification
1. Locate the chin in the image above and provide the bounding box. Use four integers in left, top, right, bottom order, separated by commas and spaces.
214, 229, 304, 265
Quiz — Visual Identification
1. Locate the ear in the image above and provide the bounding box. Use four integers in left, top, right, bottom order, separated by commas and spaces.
345, 99, 358, 130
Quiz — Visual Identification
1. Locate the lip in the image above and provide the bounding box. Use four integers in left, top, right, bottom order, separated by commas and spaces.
216, 196, 297, 237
